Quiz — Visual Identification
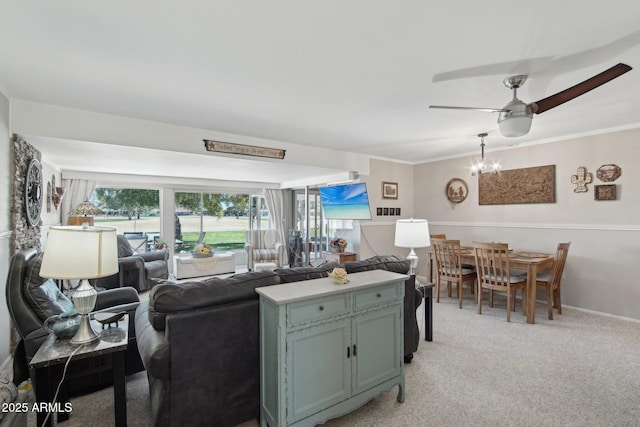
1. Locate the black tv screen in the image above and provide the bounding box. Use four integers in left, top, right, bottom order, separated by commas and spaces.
319, 183, 372, 220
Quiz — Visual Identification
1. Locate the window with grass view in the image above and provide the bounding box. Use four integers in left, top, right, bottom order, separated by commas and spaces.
175, 192, 269, 252
92, 188, 161, 253
90, 188, 269, 253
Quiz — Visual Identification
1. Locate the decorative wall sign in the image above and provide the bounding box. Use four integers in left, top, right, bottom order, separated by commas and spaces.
203, 139, 286, 159
479, 165, 555, 205
382, 182, 398, 199
594, 185, 616, 201
446, 178, 468, 204
570, 166, 592, 193
596, 164, 621, 182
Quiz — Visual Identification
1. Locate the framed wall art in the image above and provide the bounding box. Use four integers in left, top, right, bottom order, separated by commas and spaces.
594, 184, 616, 201
382, 182, 398, 199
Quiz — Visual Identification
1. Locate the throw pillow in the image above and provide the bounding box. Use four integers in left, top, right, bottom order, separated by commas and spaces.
24, 253, 76, 321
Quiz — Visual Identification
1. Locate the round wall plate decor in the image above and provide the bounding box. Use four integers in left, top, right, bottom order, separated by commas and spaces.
446, 178, 468, 203
596, 164, 621, 182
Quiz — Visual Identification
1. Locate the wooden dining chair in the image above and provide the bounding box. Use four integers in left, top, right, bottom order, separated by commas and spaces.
427, 234, 447, 282
473, 242, 526, 322
432, 239, 476, 308
536, 242, 571, 320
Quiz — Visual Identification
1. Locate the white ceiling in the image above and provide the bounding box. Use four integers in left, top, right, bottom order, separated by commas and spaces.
1, 1, 640, 184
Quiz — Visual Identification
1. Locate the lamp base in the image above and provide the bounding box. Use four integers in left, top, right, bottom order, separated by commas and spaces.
406, 248, 418, 276
70, 313, 99, 345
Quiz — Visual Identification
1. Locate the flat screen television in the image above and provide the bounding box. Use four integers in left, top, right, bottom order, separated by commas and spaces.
319, 182, 372, 220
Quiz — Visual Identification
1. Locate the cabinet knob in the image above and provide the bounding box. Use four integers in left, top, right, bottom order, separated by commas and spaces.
319, 305, 324, 311
376, 293, 382, 298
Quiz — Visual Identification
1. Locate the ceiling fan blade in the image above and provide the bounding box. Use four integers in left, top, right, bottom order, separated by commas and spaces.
429, 105, 507, 113
533, 63, 632, 114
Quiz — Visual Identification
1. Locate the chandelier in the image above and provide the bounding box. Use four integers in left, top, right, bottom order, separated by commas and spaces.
471, 132, 501, 175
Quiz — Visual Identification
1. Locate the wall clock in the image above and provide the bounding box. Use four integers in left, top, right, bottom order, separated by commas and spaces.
24, 158, 43, 227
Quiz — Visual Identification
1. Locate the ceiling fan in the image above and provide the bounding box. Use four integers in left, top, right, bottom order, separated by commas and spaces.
430, 63, 632, 137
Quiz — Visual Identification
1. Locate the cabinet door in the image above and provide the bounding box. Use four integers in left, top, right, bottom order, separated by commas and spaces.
287, 319, 351, 423
352, 305, 402, 394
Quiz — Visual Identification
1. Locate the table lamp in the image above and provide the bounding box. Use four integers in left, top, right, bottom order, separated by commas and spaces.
40, 226, 118, 345
394, 218, 430, 275
68, 200, 103, 226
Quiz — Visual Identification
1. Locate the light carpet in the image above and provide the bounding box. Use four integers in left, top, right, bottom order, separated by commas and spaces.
59, 292, 640, 426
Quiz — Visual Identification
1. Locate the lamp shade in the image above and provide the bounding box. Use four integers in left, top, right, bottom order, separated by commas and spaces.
40, 226, 119, 280
394, 219, 430, 248
69, 200, 103, 216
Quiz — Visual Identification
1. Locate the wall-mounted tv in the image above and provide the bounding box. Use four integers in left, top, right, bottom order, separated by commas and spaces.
319, 182, 372, 220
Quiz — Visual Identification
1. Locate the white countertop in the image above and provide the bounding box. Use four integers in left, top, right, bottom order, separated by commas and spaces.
256, 270, 409, 305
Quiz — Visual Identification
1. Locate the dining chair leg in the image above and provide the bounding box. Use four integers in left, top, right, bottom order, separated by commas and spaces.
489, 290, 494, 307
458, 281, 463, 309
477, 286, 483, 314
506, 288, 511, 322
436, 277, 441, 303
547, 285, 554, 320
521, 289, 526, 315
447, 282, 452, 298
555, 286, 562, 315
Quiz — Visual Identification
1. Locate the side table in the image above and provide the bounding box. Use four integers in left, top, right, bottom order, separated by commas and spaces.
29, 316, 129, 427
322, 250, 357, 264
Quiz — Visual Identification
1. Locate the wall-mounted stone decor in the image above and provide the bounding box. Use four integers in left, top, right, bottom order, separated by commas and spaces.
478, 165, 556, 205
570, 166, 593, 193
11, 134, 42, 253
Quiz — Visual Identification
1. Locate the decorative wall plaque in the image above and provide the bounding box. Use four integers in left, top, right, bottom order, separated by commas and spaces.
479, 165, 555, 205
446, 178, 468, 204
596, 164, 621, 182
570, 166, 592, 193
594, 185, 616, 201
203, 139, 285, 159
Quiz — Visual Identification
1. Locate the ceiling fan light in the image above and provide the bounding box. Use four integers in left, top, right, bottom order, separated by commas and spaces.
498, 115, 532, 137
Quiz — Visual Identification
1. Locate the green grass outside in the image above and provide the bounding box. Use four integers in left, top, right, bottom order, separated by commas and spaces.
180, 231, 245, 251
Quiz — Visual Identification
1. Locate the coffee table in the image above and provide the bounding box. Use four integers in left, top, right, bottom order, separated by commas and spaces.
30, 316, 129, 427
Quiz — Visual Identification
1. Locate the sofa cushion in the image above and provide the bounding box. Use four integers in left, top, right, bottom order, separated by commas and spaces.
343, 255, 410, 275
274, 262, 341, 283
23, 253, 76, 321
117, 235, 134, 257
148, 271, 281, 331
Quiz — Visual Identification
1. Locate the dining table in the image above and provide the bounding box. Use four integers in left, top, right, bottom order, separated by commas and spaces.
427, 245, 555, 324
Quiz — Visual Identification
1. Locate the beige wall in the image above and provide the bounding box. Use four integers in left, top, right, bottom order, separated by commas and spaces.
358, 158, 415, 260
413, 128, 640, 320
0, 92, 11, 364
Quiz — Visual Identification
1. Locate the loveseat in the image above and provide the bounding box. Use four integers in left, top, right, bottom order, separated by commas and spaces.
135, 256, 421, 426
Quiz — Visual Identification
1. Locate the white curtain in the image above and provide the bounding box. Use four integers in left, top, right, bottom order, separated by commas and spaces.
60, 179, 96, 224
264, 188, 290, 265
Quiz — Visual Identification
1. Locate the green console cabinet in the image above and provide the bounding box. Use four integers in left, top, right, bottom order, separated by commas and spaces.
257, 270, 407, 427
